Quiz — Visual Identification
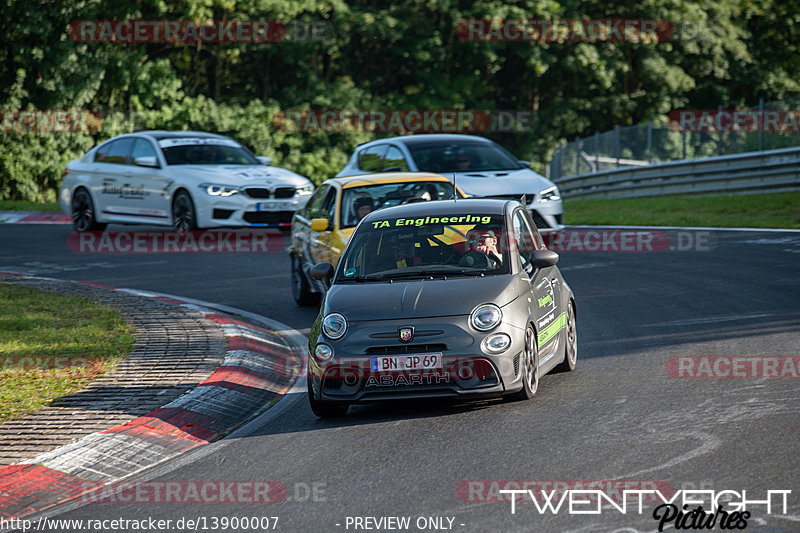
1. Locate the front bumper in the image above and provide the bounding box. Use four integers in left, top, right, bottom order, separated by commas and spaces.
195, 193, 312, 228
308, 316, 527, 403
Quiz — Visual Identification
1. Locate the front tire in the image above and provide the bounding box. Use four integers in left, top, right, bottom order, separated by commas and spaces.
555, 301, 577, 372
71, 188, 107, 232
508, 326, 539, 401
307, 373, 349, 418
292, 254, 319, 307
172, 190, 198, 232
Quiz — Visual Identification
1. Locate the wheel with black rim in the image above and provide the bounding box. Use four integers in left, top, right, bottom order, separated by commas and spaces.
71, 188, 107, 231
172, 190, 198, 232
307, 372, 349, 417
555, 300, 577, 372
508, 326, 539, 401
292, 254, 319, 307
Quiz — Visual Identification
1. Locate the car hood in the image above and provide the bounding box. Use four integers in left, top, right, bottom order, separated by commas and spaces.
324, 275, 519, 321
452, 168, 552, 198
167, 165, 311, 187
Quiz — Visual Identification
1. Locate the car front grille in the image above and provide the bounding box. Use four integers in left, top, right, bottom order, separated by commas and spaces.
365, 343, 447, 355
530, 210, 549, 229
244, 187, 297, 199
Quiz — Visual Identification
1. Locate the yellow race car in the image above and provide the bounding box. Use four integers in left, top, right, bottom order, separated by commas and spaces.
290, 172, 465, 305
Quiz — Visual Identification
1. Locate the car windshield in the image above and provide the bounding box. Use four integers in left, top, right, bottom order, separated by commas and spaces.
406, 141, 522, 173
159, 137, 260, 165
337, 212, 509, 281
340, 181, 457, 228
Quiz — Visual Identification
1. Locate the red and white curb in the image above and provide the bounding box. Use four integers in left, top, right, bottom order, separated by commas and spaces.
0, 212, 70, 224
0, 274, 307, 520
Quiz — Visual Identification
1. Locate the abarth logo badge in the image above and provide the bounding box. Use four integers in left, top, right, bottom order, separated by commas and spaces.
399, 327, 414, 343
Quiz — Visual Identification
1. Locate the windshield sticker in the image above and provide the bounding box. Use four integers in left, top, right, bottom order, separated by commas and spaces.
371, 215, 492, 229
344, 268, 356, 277
157, 137, 240, 148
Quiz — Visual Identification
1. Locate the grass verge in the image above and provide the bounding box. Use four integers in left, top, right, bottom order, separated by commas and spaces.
564, 192, 800, 228
0, 284, 136, 423
0, 200, 61, 212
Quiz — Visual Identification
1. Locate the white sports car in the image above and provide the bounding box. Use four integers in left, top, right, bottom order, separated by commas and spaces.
59, 131, 314, 231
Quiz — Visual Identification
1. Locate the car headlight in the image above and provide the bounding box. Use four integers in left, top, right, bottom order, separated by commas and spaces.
296, 184, 313, 195
483, 333, 511, 354
538, 186, 561, 202
321, 313, 347, 340
471, 304, 502, 332
315, 343, 333, 360
199, 183, 241, 197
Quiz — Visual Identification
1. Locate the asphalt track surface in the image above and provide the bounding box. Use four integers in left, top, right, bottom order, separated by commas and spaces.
1, 223, 799, 533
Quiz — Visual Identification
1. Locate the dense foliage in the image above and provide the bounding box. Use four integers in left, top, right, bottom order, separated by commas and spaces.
1, 0, 798, 201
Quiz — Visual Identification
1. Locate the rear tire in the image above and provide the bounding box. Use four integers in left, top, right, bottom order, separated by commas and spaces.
555, 301, 577, 373
292, 254, 320, 307
307, 373, 349, 417
172, 190, 198, 231
508, 326, 539, 401
71, 188, 107, 231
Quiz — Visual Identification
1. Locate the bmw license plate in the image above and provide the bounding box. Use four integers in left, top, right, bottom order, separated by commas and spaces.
256, 202, 281, 212
370, 353, 443, 372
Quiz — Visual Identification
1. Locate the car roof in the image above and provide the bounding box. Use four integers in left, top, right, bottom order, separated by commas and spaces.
324, 172, 455, 189
358, 134, 495, 148
131, 130, 232, 141
361, 198, 510, 223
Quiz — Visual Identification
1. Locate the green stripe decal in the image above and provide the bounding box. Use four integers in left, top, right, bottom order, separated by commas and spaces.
537, 311, 567, 347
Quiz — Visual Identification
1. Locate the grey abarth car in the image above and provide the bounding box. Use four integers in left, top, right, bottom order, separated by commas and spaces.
306, 198, 577, 417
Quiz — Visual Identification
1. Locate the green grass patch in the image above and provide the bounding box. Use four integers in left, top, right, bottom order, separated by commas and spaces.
564, 192, 800, 228
0, 284, 136, 423
0, 200, 61, 212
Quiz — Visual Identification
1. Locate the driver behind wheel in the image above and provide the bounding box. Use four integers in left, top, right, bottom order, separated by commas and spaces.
460, 227, 502, 269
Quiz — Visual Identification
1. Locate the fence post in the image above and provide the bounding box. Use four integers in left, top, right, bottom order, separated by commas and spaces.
758, 97, 764, 151
646, 120, 653, 164
682, 129, 687, 160
575, 136, 581, 174
594, 131, 599, 172
615, 125, 621, 167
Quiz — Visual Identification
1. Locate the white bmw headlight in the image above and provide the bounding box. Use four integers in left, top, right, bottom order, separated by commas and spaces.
322, 313, 347, 340
538, 186, 561, 202
296, 184, 313, 195
200, 183, 241, 197
471, 304, 502, 332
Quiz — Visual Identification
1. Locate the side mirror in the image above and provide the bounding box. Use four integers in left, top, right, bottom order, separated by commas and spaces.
256, 156, 273, 166
529, 250, 559, 269
134, 156, 160, 168
518, 160, 531, 168
310, 218, 329, 232
310, 262, 335, 288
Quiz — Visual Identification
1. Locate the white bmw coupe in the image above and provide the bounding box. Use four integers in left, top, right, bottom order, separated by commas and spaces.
60, 130, 314, 231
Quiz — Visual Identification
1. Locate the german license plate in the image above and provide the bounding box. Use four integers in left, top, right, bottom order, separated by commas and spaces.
370, 353, 443, 372
256, 202, 282, 212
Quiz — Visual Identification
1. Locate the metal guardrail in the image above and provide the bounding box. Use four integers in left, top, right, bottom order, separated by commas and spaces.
551, 146, 800, 199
